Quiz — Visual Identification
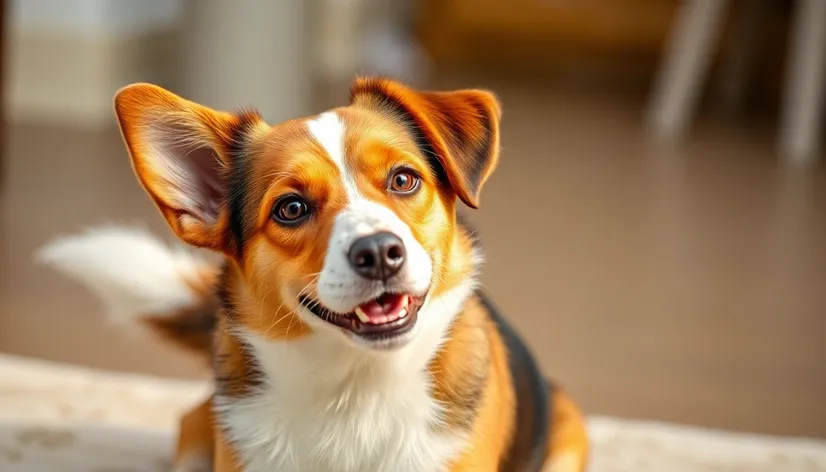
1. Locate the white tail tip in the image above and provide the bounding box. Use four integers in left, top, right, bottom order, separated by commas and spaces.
36, 226, 207, 324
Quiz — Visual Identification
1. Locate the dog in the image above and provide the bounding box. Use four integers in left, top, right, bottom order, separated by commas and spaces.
38, 78, 589, 472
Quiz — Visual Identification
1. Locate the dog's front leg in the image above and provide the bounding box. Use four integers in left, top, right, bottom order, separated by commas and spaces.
173, 397, 215, 472
213, 427, 244, 472
542, 388, 589, 472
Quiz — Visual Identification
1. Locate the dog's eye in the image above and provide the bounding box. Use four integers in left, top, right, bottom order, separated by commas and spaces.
273, 195, 310, 224
389, 170, 420, 194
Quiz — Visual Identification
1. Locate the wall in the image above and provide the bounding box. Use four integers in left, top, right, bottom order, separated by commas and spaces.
7, 0, 184, 129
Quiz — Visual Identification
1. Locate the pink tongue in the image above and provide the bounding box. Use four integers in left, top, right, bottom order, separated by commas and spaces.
358, 293, 406, 320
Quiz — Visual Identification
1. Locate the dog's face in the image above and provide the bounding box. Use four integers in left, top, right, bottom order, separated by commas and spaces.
114, 78, 500, 350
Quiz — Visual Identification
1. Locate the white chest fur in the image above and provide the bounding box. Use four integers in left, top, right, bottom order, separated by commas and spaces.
218, 335, 464, 472
218, 286, 475, 472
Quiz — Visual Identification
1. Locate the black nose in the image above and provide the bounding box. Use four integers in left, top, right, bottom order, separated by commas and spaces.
348, 232, 406, 281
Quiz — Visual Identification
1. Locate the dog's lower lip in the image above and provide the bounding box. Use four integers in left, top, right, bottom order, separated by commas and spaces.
298, 293, 424, 340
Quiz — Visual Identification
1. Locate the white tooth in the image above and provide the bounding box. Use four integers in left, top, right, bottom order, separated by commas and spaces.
386, 313, 399, 322
398, 309, 408, 319
354, 306, 370, 323
401, 295, 409, 307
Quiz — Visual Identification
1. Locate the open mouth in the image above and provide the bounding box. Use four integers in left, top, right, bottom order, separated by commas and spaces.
299, 292, 424, 341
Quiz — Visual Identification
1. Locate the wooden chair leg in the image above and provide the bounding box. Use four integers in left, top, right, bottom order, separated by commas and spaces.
780, 0, 826, 166
0, 0, 5, 190
716, 0, 772, 114
646, 0, 730, 142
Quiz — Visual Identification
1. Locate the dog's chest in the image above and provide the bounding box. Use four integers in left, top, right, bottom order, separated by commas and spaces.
220, 337, 466, 472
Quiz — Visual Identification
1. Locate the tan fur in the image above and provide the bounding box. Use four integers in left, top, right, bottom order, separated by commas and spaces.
215, 431, 244, 472
145, 265, 221, 354
440, 297, 516, 471
174, 397, 215, 472
180, 300, 590, 472
544, 389, 589, 472
111, 78, 588, 471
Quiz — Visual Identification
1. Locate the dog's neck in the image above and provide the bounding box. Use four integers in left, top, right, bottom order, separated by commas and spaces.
212, 226, 492, 471
215, 273, 481, 472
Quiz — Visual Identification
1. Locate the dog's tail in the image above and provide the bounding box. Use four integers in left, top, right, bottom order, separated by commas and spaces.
36, 227, 219, 359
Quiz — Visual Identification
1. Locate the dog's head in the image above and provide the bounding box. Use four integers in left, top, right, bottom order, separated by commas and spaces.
114, 78, 500, 350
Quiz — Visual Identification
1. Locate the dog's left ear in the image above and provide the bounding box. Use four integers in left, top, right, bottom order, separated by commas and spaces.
350, 78, 501, 209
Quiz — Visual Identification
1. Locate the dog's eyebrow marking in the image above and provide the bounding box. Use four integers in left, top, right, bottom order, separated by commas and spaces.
308, 112, 345, 168
307, 111, 359, 199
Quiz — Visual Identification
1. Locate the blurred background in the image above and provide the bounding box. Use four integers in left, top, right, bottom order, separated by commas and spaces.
0, 0, 824, 440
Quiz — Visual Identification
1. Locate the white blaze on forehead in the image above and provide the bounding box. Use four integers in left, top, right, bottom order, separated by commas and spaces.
307, 111, 359, 198
304, 112, 433, 318
307, 111, 344, 168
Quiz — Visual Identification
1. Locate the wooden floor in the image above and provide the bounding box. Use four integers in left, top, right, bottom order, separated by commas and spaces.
1, 75, 825, 439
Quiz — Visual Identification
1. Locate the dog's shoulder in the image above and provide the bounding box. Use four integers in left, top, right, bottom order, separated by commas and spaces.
477, 291, 553, 472
453, 212, 554, 470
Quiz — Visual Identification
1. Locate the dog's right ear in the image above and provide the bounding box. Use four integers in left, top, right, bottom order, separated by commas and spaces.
114, 84, 265, 252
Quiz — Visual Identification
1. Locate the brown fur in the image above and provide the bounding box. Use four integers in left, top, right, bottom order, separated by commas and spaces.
545, 389, 589, 471
144, 266, 220, 354
112, 78, 588, 471
440, 297, 517, 470
175, 397, 216, 472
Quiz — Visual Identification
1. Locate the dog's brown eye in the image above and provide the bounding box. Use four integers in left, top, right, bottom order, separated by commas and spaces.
273, 195, 310, 224
389, 170, 420, 194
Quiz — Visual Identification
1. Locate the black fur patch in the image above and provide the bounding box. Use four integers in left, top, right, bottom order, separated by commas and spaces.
211, 256, 262, 465
213, 263, 264, 398
212, 341, 262, 398
478, 292, 552, 472
215, 259, 238, 320
225, 110, 262, 257
148, 297, 218, 353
